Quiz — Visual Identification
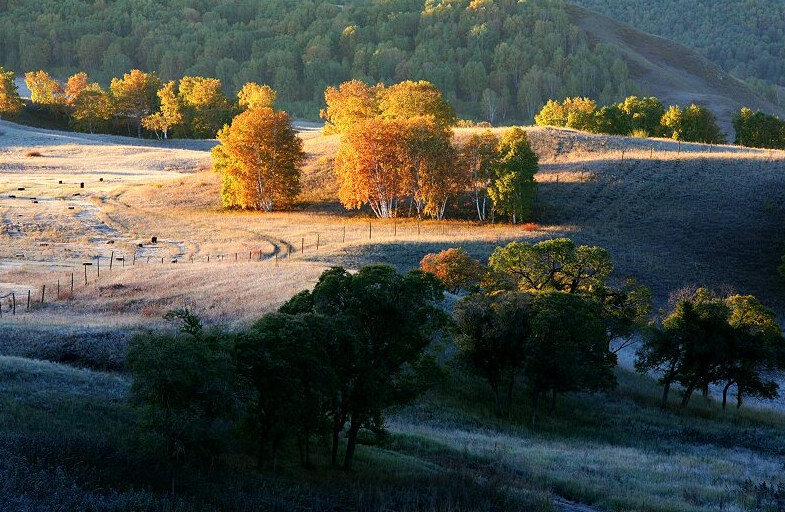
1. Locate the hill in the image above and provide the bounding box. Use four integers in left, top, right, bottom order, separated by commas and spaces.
0, 0, 777, 131
565, 4, 785, 137
569, 0, 785, 108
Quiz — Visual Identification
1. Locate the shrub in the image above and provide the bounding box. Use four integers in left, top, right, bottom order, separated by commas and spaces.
25, 150, 42, 157
420, 248, 486, 293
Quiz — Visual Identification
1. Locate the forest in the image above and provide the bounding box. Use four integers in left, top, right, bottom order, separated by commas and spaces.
570, 0, 785, 108
0, 0, 637, 121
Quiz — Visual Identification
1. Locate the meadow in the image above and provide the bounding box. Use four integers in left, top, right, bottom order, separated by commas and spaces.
3, 119, 785, 511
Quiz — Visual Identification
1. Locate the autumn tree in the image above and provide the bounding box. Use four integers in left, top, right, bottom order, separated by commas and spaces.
64, 72, 89, 105
109, 69, 162, 137
70, 83, 113, 133
377, 80, 456, 128
661, 104, 725, 143
25, 70, 65, 109
213, 107, 304, 212
179, 76, 232, 138
487, 127, 538, 224
534, 97, 597, 132
420, 248, 486, 293
142, 81, 183, 139
619, 96, 665, 136
238, 82, 276, 110
320, 80, 379, 134
0, 67, 23, 119
334, 117, 409, 218
459, 130, 499, 221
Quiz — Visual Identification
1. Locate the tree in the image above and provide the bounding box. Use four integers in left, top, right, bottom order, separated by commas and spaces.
25, 70, 65, 108
281, 265, 445, 470
459, 130, 499, 221
126, 313, 234, 492
661, 104, 725, 143
593, 104, 630, 135
401, 116, 459, 219
178, 76, 232, 138
618, 96, 665, 136
454, 292, 531, 416
525, 292, 616, 422
487, 127, 538, 224
235, 312, 334, 470
0, 66, 23, 119
320, 80, 379, 134
377, 80, 456, 128
64, 72, 89, 105
488, 238, 613, 294
142, 81, 183, 139
534, 97, 597, 132
70, 83, 113, 134
238, 82, 276, 110
420, 248, 486, 293
732, 107, 785, 149
334, 117, 409, 218
213, 107, 304, 212
109, 69, 162, 137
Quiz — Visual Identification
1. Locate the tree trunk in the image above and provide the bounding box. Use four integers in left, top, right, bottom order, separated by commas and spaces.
660, 379, 672, 409
343, 417, 362, 471
331, 417, 342, 467
680, 382, 697, 408
722, 381, 733, 410
737, 384, 744, 409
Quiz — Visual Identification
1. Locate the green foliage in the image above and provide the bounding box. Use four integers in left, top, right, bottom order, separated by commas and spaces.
0, 0, 637, 121
487, 126, 538, 224
488, 238, 613, 294
618, 96, 665, 137
661, 104, 725, 143
280, 265, 446, 470
732, 107, 785, 149
571, 0, 785, 104
126, 317, 234, 488
635, 288, 785, 409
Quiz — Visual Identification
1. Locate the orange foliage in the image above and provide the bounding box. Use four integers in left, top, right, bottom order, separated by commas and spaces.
420, 248, 486, 293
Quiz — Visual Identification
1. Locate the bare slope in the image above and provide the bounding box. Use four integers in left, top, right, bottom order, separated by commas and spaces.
566, 4, 785, 137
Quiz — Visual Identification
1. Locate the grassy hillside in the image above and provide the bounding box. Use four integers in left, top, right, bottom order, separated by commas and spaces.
569, 0, 785, 108
5, 349, 785, 511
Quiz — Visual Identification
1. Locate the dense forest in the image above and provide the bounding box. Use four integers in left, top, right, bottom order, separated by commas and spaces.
570, 0, 785, 108
0, 0, 638, 121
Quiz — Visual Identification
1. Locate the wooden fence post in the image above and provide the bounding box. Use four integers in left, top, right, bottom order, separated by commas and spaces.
71, 272, 74, 294
369, 222, 372, 240
12, 292, 16, 315
84, 264, 88, 285
133, 253, 136, 265
97, 256, 100, 277
41, 285, 45, 304
27, 290, 31, 310
316, 233, 320, 251
57, 279, 60, 299
110, 251, 114, 270
259, 250, 263, 261
342, 226, 346, 243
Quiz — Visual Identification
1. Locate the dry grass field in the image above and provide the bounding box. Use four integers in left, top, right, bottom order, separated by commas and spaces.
1, 119, 785, 334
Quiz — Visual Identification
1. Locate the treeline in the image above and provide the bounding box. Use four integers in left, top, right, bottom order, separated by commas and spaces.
127, 240, 785, 481
0, 66, 276, 138
214, 79, 540, 221
570, 0, 785, 108
0, 0, 637, 121
733, 108, 785, 149
534, 95, 726, 143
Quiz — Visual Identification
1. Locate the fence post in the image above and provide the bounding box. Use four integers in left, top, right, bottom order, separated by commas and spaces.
27, 290, 31, 310
207, 255, 210, 263
97, 256, 100, 277
369, 222, 372, 240
57, 279, 60, 299
110, 251, 114, 270
650, 145, 653, 158
41, 285, 45, 304
394, 221, 397, 237
161, 257, 164, 264
301, 237, 304, 254
71, 272, 74, 294
621, 150, 625, 162
288, 245, 291, 260
235, 252, 238, 262
133, 253, 136, 265
343, 226, 346, 243
259, 250, 263, 261
84, 264, 88, 285
418, 221, 421, 236
12, 292, 15, 315
316, 233, 320, 251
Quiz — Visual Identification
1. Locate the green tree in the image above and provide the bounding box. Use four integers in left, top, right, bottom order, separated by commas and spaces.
661, 104, 725, 143
142, 81, 183, 139
732, 107, 785, 149
281, 265, 445, 470
454, 292, 531, 416
459, 130, 499, 221
126, 313, 234, 492
70, 83, 113, 134
178, 76, 232, 138
487, 126, 538, 224
618, 96, 665, 136
525, 292, 616, 422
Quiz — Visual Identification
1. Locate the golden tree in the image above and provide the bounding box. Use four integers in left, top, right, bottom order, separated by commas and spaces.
334, 117, 410, 218
459, 130, 499, 221
213, 107, 304, 212
142, 81, 183, 139
178, 76, 231, 138
377, 80, 456, 128
25, 70, 65, 107
238, 82, 276, 110
320, 80, 380, 134
71, 83, 113, 134
64, 72, 89, 105
110, 69, 162, 137
0, 67, 23, 119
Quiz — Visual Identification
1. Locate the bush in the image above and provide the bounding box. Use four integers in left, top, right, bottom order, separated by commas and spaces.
420, 248, 486, 293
